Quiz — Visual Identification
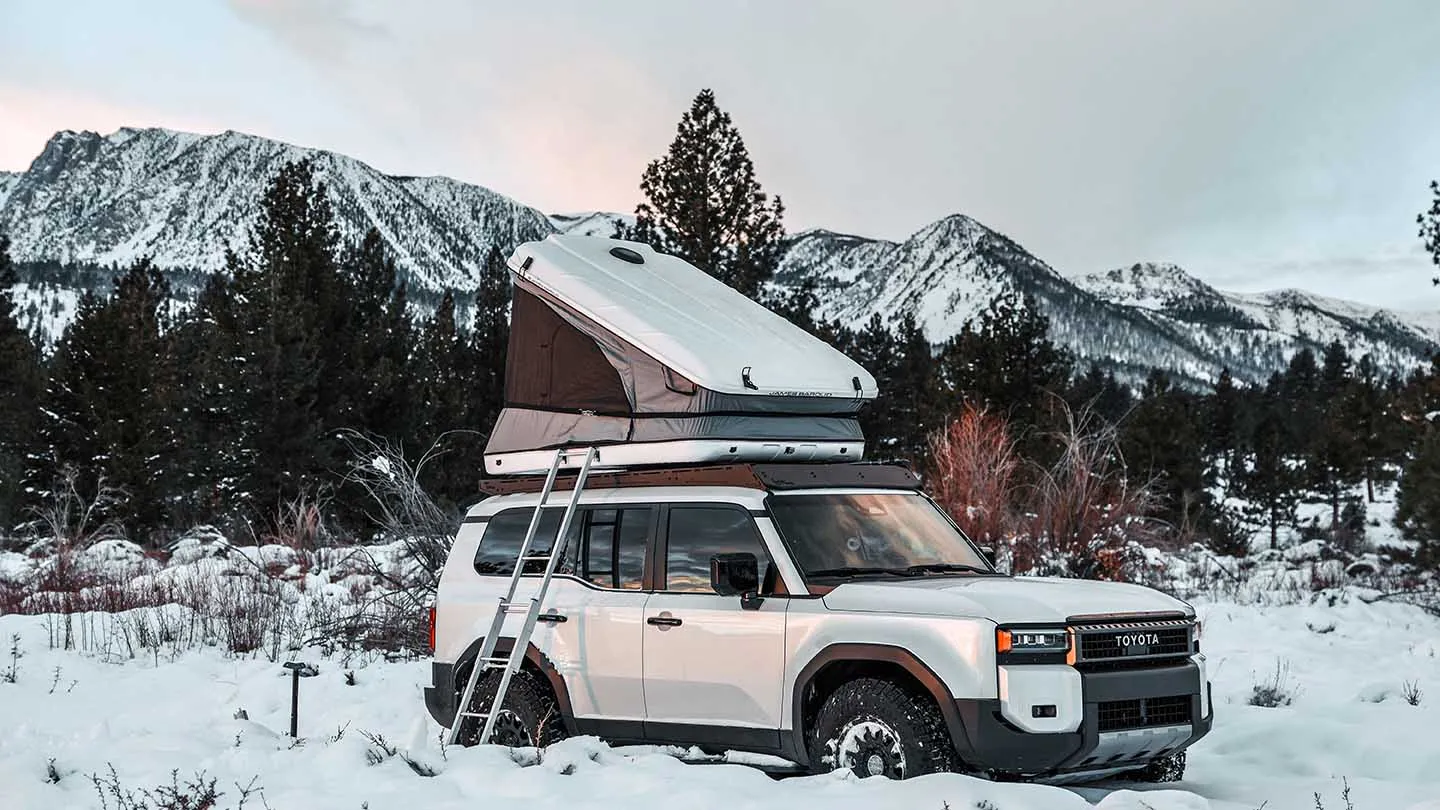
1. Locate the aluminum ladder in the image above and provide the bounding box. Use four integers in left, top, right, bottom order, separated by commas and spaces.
447, 446, 598, 746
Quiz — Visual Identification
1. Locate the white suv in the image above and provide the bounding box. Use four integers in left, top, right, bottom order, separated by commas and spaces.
424, 462, 1212, 783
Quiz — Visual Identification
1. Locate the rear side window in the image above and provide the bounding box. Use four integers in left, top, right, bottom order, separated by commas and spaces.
475, 506, 652, 589
474, 508, 577, 576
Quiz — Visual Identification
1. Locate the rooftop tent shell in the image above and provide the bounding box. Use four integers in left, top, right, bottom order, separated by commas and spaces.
483, 235, 879, 475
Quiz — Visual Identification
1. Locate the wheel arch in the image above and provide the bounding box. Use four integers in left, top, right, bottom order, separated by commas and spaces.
448, 636, 576, 733
790, 643, 968, 769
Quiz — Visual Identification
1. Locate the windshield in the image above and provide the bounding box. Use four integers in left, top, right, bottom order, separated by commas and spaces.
766, 492, 994, 577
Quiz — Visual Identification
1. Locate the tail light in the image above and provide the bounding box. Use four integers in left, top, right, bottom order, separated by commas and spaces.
428, 606, 436, 652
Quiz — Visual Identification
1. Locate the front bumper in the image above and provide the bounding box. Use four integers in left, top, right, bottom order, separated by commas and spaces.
952, 661, 1212, 777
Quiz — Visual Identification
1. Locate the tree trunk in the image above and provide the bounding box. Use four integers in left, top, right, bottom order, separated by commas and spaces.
1365, 462, 1376, 503
1270, 505, 1279, 548
1331, 490, 1340, 537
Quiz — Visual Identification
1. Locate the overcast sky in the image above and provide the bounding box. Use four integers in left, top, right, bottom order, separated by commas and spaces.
4, 0, 1440, 310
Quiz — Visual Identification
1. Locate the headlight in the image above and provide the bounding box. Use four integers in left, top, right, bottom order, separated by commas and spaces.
996, 628, 1069, 653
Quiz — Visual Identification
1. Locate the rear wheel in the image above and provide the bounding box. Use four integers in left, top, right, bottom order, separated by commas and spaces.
809, 677, 960, 780
453, 667, 566, 748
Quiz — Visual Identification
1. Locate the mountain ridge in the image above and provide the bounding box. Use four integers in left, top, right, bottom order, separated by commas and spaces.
3, 126, 1437, 387
0, 126, 555, 293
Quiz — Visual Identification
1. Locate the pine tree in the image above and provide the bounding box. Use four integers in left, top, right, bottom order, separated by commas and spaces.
1120, 369, 1209, 535
343, 228, 415, 444
1238, 381, 1301, 548
40, 259, 175, 537
0, 234, 43, 531
1418, 179, 1440, 286
226, 158, 344, 521
1067, 363, 1132, 427
413, 290, 479, 511
937, 290, 1073, 461
890, 312, 941, 464
849, 312, 901, 458
621, 89, 785, 300
166, 272, 242, 526
1205, 368, 1243, 475
1347, 353, 1401, 503
471, 244, 511, 431
1396, 426, 1440, 567
1308, 340, 1365, 532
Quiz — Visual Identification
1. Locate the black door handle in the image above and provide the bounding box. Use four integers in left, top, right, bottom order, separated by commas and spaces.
536, 613, 567, 624
647, 615, 682, 627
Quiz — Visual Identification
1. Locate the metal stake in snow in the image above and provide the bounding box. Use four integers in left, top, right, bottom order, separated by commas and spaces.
282, 662, 318, 737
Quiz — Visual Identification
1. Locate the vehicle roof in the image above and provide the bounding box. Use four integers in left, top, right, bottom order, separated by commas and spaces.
475, 461, 922, 497
463, 484, 931, 519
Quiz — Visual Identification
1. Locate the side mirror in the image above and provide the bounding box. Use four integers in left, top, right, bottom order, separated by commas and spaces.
710, 552, 762, 608
979, 546, 997, 567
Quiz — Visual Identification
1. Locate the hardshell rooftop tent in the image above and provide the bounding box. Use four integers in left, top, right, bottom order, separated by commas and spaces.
484, 235, 879, 475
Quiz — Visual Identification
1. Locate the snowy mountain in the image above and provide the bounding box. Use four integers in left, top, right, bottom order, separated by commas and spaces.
770, 221, 1440, 386
548, 211, 633, 238
3, 126, 1437, 386
0, 128, 555, 293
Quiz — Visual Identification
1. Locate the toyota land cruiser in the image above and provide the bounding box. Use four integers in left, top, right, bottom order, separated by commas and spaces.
423, 461, 1212, 782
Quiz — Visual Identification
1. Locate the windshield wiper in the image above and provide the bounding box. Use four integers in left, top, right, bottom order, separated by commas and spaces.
805, 566, 912, 578
901, 563, 993, 576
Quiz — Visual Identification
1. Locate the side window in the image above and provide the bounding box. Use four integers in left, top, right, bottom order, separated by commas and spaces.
474, 508, 579, 576
475, 505, 651, 589
578, 507, 651, 590
664, 506, 773, 594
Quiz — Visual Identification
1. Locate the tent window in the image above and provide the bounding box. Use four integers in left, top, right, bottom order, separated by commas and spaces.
664, 366, 698, 396
505, 288, 630, 412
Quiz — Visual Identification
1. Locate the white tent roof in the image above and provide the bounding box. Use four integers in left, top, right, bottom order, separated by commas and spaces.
509, 235, 878, 399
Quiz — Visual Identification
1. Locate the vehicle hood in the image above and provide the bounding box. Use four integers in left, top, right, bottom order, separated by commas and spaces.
819, 575, 1191, 625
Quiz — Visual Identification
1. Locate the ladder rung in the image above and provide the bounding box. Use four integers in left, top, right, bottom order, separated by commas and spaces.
458, 711, 489, 720
521, 555, 555, 562
480, 656, 512, 668
500, 602, 530, 613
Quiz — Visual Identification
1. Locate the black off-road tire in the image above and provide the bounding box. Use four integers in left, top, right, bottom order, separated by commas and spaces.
1130, 751, 1186, 782
453, 667, 566, 748
809, 676, 961, 780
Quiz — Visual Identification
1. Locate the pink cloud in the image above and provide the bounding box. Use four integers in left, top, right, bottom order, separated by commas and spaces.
0, 84, 225, 172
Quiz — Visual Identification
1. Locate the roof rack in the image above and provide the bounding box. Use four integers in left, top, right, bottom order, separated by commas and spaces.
476, 460, 920, 496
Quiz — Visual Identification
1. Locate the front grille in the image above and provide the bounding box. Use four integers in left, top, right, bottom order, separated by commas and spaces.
1073, 620, 1193, 666
1097, 695, 1192, 732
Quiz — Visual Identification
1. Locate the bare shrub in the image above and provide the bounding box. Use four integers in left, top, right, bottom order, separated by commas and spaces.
260, 488, 335, 552
926, 404, 1020, 549
1312, 776, 1355, 810
1402, 679, 1422, 706
89, 764, 264, 810
320, 430, 460, 653
1250, 659, 1300, 707
1015, 401, 1161, 581
25, 466, 127, 591
3, 633, 20, 683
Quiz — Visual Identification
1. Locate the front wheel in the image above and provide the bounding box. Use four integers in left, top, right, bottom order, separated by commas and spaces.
1129, 751, 1185, 782
810, 677, 961, 780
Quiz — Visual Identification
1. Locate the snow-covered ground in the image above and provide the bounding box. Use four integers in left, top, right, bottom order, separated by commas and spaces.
2, 588, 1437, 810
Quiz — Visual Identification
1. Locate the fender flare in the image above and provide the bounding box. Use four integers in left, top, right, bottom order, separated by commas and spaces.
451, 636, 577, 733
789, 642, 969, 768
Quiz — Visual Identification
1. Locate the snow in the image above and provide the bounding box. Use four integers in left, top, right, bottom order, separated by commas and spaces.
2, 539, 1439, 810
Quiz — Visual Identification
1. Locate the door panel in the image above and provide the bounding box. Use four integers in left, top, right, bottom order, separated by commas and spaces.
487, 503, 655, 724
642, 504, 789, 746
642, 593, 788, 736
535, 581, 649, 722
